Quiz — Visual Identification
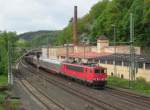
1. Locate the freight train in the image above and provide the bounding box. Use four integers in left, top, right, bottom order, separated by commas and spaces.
24, 55, 107, 88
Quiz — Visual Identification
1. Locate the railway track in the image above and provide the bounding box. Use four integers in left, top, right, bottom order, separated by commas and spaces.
22, 59, 150, 110
21, 59, 150, 110
21, 60, 122, 110
17, 61, 66, 110
106, 87, 150, 106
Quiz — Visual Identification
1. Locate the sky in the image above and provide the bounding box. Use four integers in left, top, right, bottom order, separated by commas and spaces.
0, 0, 99, 34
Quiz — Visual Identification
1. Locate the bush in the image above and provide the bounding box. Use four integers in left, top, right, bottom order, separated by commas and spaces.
136, 77, 146, 83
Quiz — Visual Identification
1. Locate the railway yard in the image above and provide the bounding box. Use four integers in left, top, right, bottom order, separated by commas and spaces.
12, 58, 150, 110
1, 1, 150, 110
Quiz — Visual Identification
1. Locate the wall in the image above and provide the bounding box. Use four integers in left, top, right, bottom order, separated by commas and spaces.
99, 62, 150, 82
97, 39, 109, 53
104, 46, 141, 54
91, 46, 97, 53
41, 48, 48, 59
48, 46, 74, 59
74, 46, 91, 53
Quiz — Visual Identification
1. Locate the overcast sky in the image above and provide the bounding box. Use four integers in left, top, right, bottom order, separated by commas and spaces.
0, 0, 99, 34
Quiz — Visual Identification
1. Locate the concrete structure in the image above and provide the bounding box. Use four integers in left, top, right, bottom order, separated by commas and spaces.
41, 35, 150, 82
99, 54, 150, 81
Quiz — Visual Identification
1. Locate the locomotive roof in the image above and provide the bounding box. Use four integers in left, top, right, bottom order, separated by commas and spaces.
62, 62, 106, 69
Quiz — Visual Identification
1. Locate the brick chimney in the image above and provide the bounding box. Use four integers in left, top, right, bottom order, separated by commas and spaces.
73, 6, 78, 45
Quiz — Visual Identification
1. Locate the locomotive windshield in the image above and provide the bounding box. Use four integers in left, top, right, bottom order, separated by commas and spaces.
95, 69, 106, 74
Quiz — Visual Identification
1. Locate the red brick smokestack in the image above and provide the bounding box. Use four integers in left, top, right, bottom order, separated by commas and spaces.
73, 6, 78, 45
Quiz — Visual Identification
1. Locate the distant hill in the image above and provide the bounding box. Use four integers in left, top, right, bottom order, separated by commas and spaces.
19, 30, 61, 47
19, 30, 60, 41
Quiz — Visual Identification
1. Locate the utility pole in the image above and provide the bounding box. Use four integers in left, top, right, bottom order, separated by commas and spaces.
112, 24, 117, 77
47, 37, 49, 59
84, 43, 85, 61
66, 41, 69, 62
8, 40, 13, 87
129, 13, 135, 88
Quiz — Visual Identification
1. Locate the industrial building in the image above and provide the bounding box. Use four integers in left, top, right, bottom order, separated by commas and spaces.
41, 5, 150, 81
41, 35, 150, 82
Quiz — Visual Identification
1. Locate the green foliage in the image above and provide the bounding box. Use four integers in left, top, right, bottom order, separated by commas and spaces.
108, 76, 129, 88
16, 39, 30, 48
108, 76, 150, 95
56, 25, 73, 45
0, 92, 7, 110
55, 0, 150, 50
0, 31, 26, 76
0, 106, 4, 110
0, 32, 18, 75
0, 75, 7, 86
10, 99, 21, 109
0, 92, 7, 103
19, 30, 60, 47
136, 77, 146, 83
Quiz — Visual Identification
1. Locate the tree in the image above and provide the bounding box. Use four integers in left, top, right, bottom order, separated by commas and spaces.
0, 31, 18, 75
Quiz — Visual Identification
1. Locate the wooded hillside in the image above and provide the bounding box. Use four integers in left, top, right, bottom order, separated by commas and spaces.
56, 0, 150, 49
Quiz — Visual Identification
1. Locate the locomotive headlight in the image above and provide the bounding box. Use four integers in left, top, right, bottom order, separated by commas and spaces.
95, 78, 99, 81
101, 78, 104, 81
94, 78, 98, 81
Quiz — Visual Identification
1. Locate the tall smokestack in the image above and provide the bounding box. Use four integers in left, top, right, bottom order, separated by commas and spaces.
73, 6, 78, 45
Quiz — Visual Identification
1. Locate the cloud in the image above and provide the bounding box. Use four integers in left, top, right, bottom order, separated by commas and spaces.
0, 0, 99, 34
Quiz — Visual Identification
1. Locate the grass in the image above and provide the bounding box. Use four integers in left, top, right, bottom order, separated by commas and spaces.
0, 92, 7, 110
0, 106, 4, 110
10, 99, 21, 109
108, 76, 150, 95
0, 75, 8, 110
0, 75, 7, 86
0, 92, 21, 109
0, 92, 7, 102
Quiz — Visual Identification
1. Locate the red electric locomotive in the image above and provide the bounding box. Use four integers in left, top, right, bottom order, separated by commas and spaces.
25, 56, 107, 88
60, 63, 107, 88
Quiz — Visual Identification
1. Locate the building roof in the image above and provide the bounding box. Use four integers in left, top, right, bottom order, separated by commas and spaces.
58, 52, 111, 59
58, 52, 150, 63
99, 53, 150, 63
97, 35, 108, 40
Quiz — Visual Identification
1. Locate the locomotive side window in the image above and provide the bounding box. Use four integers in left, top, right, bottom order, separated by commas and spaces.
101, 69, 104, 73
95, 69, 106, 74
67, 65, 84, 72
95, 69, 101, 74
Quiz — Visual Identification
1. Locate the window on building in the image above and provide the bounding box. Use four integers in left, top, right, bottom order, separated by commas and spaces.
94, 59, 99, 63
111, 72, 113, 76
100, 59, 105, 64
67, 65, 84, 72
138, 62, 143, 69
121, 74, 124, 79
145, 63, 150, 70
107, 60, 113, 65
116, 61, 122, 66
124, 61, 129, 67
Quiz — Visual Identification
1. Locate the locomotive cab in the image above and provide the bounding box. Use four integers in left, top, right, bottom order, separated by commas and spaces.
92, 67, 107, 87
